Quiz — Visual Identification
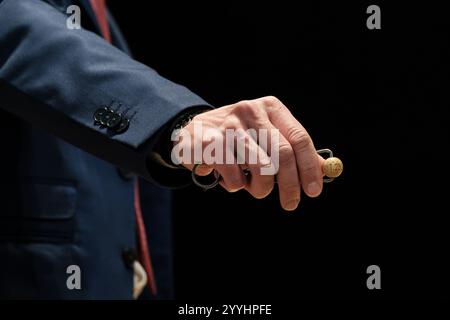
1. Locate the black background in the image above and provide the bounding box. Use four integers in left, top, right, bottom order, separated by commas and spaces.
109, 1, 449, 298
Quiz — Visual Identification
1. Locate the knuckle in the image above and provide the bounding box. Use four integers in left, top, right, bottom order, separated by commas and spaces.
234, 100, 262, 119
300, 158, 318, 175
235, 100, 253, 112
261, 95, 281, 107
277, 169, 300, 196
281, 184, 300, 197
287, 129, 311, 150
223, 115, 241, 129
278, 144, 295, 166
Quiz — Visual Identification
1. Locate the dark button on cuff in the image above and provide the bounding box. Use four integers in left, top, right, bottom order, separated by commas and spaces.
122, 247, 138, 269
114, 118, 130, 133
93, 107, 108, 124
106, 112, 122, 129
99, 109, 115, 126
93, 107, 130, 134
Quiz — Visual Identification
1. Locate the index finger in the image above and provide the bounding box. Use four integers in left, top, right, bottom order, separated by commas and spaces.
262, 96, 323, 197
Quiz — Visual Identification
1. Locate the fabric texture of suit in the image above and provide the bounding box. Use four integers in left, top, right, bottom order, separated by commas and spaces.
0, 0, 209, 299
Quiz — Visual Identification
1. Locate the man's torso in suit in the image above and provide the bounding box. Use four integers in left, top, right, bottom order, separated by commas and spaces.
0, 0, 208, 299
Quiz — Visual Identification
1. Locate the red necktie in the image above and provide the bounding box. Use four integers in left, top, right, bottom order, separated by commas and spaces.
89, 0, 157, 296
89, 0, 112, 43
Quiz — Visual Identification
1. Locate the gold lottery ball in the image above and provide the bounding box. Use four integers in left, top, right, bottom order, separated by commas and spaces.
323, 157, 343, 178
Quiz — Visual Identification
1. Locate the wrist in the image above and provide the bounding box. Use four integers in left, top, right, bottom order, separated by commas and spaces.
163, 107, 212, 168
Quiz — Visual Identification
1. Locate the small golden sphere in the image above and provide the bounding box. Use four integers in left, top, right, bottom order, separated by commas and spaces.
323, 157, 343, 178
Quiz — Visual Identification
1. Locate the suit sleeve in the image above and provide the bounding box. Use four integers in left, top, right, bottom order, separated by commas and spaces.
0, 0, 211, 183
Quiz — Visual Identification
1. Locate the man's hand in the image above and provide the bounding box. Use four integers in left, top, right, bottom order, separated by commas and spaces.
172, 96, 325, 211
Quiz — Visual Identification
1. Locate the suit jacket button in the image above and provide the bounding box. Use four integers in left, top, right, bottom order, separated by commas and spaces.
114, 117, 130, 133
122, 247, 137, 269
106, 112, 122, 129
93, 107, 108, 124
99, 109, 115, 126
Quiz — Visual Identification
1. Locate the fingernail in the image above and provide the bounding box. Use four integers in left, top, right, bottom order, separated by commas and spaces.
307, 182, 321, 197
285, 199, 300, 211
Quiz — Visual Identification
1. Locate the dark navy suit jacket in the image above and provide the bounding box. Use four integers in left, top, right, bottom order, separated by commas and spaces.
0, 0, 209, 299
